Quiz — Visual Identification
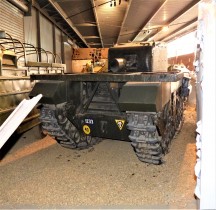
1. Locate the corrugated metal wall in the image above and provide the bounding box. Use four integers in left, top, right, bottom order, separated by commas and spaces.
0, 0, 24, 42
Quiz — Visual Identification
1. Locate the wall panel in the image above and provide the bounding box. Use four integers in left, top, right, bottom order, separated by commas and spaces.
24, 7, 38, 62
39, 14, 54, 62
55, 27, 62, 63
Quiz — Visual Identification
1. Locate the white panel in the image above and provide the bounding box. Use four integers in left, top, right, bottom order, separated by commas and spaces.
63, 42, 72, 73
40, 14, 54, 62
0, 94, 42, 149
24, 7, 38, 62
55, 27, 62, 63
24, 7, 38, 46
195, 1, 216, 209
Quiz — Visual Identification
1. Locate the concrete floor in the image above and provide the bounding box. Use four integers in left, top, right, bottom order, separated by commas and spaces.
0, 103, 198, 209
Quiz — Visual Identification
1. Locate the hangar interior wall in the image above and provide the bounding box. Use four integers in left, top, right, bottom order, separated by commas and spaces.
0, 1, 74, 132
23, 5, 75, 71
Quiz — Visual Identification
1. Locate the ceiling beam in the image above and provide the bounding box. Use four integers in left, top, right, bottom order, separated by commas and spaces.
48, 12, 60, 17
116, 0, 132, 44
163, 26, 197, 43
83, 36, 100, 39
33, 3, 74, 42
47, 0, 89, 47
75, 23, 97, 27
33, 1, 88, 47
55, 0, 83, 2
143, 0, 200, 42
89, 43, 102, 46
90, 0, 104, 47
159, 18, 198, 42
39, 2, 50, 9
132, 0, 168, 42
166, 0, 199, 24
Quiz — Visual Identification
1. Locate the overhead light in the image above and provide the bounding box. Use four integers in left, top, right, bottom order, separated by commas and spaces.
110, 0, 121, 7
162, 26, 169, 32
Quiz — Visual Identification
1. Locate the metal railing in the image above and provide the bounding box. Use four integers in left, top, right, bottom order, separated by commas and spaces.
0, 31, 65, 76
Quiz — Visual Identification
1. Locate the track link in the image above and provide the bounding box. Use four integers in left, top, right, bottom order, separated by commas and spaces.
40, 103, 100, 149
127, 112, 163, 164
127, 96, 184, 165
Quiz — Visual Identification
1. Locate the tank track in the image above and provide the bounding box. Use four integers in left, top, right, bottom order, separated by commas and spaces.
175, 94, 184, 132
127, 112, 163, 164
39, 103, 101, 149
127, 96, 184, 165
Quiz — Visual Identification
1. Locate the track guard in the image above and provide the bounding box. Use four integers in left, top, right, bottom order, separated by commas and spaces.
29, 81, 67, 104
118, 82, 171, 112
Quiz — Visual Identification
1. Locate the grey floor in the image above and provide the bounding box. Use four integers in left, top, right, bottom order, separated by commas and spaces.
0, 102, 198, 209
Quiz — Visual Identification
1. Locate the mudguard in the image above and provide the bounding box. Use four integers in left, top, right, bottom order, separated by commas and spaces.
29, 81, 67, 104
118, 82, 171, 112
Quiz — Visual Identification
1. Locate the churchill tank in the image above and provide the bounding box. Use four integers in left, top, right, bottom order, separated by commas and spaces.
30, 42, 189, 164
